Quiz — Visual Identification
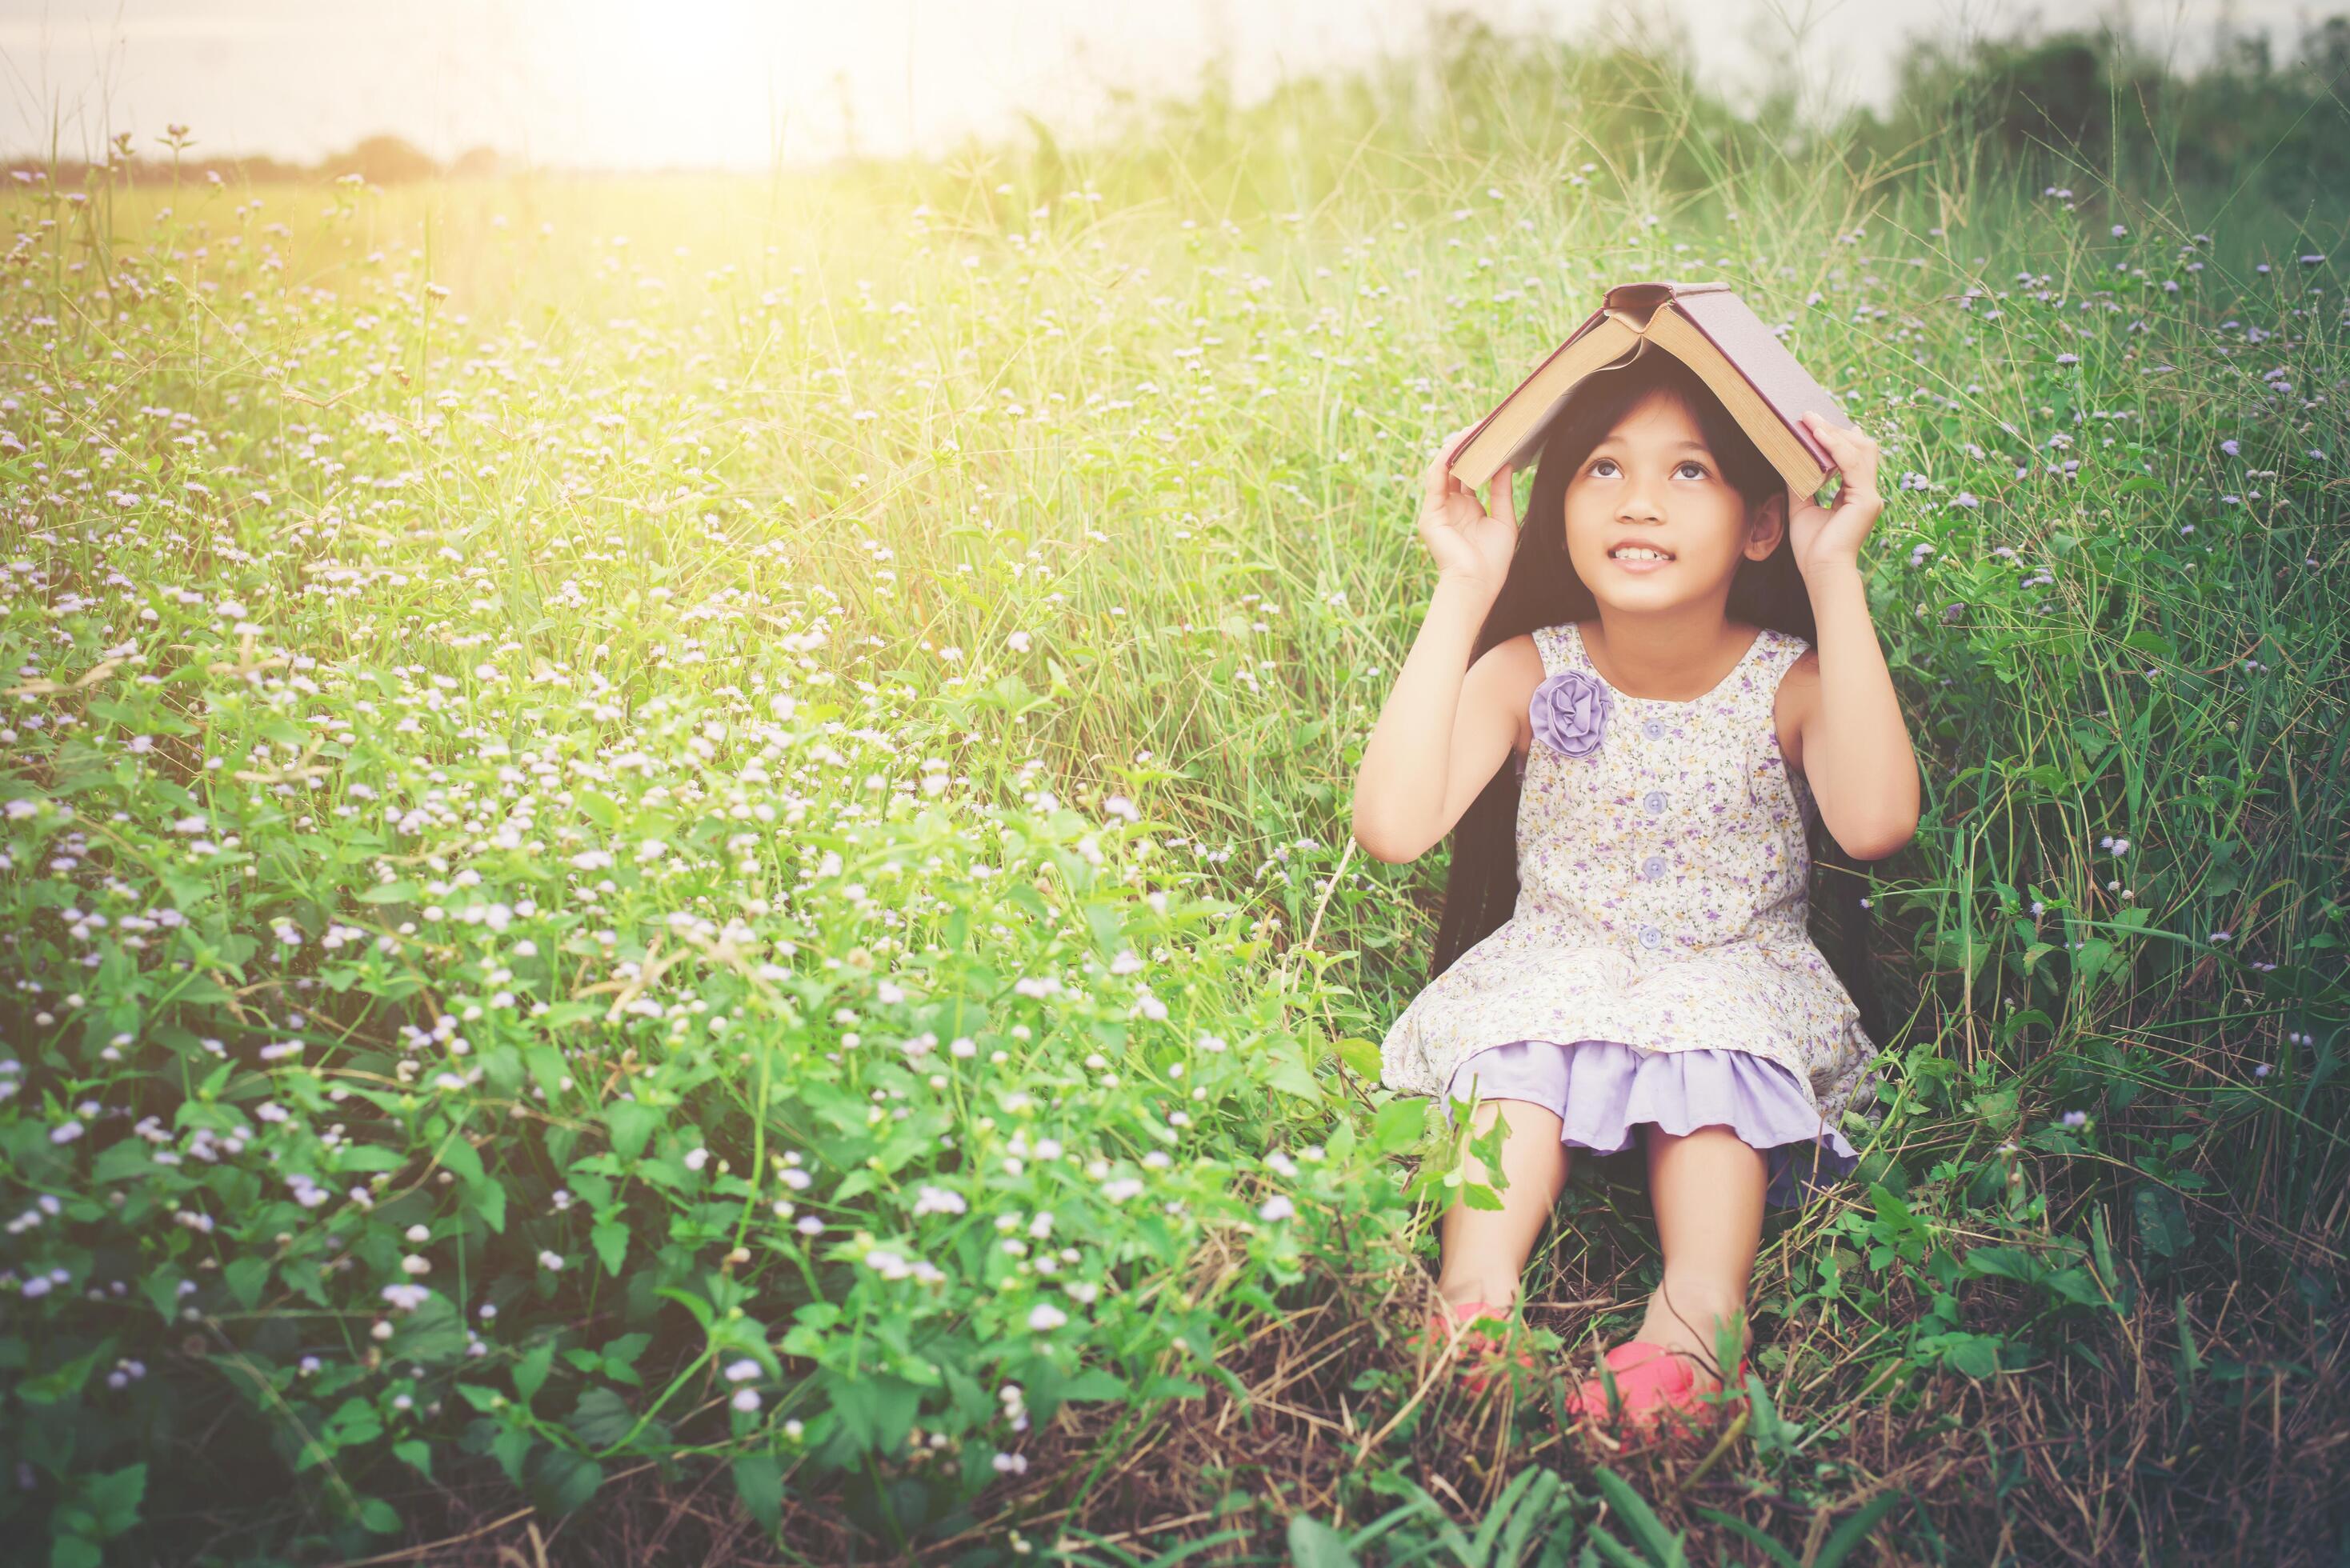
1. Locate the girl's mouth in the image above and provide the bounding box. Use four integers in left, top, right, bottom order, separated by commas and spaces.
1608, 547, 1674, 574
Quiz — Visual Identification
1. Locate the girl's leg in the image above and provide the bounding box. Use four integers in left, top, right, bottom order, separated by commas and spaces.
1627, 1123, 1766, 1388
1435, 1097, 1571, 1310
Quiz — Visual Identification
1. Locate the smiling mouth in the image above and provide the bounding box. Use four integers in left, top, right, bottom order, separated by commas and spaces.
1608, 548, 1675, 563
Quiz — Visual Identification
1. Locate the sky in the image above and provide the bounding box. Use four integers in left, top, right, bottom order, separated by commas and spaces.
0, 0, 2332, 170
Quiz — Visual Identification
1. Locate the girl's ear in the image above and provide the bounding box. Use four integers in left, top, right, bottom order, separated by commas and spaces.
1748, 491, 1788, 559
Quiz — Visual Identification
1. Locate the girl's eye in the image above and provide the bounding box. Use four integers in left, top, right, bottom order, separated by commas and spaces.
1590, 457, 1708, 479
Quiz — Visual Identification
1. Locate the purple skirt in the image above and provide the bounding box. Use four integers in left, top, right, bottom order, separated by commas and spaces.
1439, 1039, 1862, 1211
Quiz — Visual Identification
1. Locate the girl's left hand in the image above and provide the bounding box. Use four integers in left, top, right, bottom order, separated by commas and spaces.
1787, 411, 1883, 581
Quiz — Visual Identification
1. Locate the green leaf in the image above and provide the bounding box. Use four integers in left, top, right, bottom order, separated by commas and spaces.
530, 1448, 602, 1518
396, 1294, 469, 1365
1263, 1042, 1324, 1103
2043, 1266, 2104, 1308
1812, 1490, 1909, 1568
1691, 1508, 1801, 1567
825, 1371, 922, 1457
93, 1142, 160, 1184
1059, 1368, 1128, 1402
223, 1256, 270, 1310
1585, 1526, 1653, 1568
603, 1099, 659, 1162
357, 1496, 402, 1535
831, 1169, 877, 1204
1963, 1245, 2040, 1283
1286, 1515, 1358, 1568
1966, 1083, 2020, 1133
474, 1178, 507, 1234
1082, 902, 1124, 958
17, 1340, 115, 1406
1915, 1330, 2004, 1378
491, 1424, 533, 1486
578, 790, 620, 830
393, 1440, 434, 1478
732, 1454, 783, 1534
358, 882, 418, 904
1467, 1110, 1514, 1198
438, 1131, 486, 1189
599, 1333, 651, 1378
2135, 1186, 2191, 1259
569, 1386, 635, 1449
514, 1343, 555, 1408
1589, 1466, 1686, 1567
526, 1046, 571, 1102
592, 1220, 630, 1277
1370, 1097, 1425, 1154
84, 1464, 146, 1536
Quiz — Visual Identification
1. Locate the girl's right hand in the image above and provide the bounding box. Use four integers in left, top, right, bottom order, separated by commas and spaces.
1416, 424, 1517, 597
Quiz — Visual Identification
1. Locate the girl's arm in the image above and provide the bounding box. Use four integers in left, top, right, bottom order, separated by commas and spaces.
1352, 431, 1525, 865
1351, 574, 1523, 864
1788, 411, 1922, 860
1795, 563, 1920, 859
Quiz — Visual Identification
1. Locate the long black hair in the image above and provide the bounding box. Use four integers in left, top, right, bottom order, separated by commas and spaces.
1425, 346, 1890, 1053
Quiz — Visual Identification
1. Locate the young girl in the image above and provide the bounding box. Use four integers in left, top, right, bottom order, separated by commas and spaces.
1351, 347, 1920, 1438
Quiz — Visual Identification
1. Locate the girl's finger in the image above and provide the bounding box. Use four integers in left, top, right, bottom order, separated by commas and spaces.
1427, 425, 1477, 498
1424, 449, 1450, 505
1487, 463, 1515, 526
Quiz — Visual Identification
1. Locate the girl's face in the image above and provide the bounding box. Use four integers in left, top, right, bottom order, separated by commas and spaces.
1561, 389, 1784, 606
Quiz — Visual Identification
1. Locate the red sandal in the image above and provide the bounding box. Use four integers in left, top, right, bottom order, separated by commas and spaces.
1406, 1298, 1541, 1397
1563, 1340, 1750, 1448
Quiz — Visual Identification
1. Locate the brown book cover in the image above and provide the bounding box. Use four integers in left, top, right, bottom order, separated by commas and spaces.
1447, 279, 1856, 501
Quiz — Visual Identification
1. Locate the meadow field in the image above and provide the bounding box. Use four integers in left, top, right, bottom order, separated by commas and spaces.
3, 26, 2348, 1567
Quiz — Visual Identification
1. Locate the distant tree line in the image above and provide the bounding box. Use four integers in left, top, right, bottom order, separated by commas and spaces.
2, 133, 506, 189
1009, 7, 2350, 219
1874, 13, 2350, 194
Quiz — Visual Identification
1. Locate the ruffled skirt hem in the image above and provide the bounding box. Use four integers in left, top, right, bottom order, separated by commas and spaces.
1438, 1038, 1862, 1211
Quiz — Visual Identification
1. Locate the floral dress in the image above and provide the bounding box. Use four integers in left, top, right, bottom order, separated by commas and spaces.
1377, 620, 1883, 1209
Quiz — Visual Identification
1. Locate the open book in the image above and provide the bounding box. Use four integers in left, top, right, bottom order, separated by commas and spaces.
1447, 279, 1856, 500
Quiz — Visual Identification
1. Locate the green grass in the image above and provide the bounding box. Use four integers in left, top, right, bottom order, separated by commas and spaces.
3, 26, 2348, 1567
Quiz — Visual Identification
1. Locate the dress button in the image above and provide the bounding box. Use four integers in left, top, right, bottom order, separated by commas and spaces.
1641, 854, 1667, 881
1642, 718, 1667, 739
1639, 925, 1663, 949
1643, 790, 1669, 814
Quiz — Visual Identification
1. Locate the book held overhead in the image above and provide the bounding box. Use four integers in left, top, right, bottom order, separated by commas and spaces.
1447, 280, 1857, 500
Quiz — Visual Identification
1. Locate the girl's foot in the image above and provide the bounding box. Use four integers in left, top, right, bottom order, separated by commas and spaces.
1407, 1298, 1540, 1396
1562, 1340, 1750, 1446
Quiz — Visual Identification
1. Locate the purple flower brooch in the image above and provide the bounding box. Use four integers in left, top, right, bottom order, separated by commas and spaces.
1531, 670, 1611, 759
